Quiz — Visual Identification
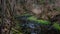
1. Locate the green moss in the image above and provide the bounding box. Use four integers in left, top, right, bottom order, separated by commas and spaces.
53, 23, 60, 30
27, 16, 50, 25
37, 20, 50, 25
27, 16, 37, 21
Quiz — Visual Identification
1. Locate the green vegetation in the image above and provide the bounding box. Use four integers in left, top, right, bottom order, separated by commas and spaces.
53, 23, 60, 30
27, 16, 60, 30
27, 16, 50, 25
